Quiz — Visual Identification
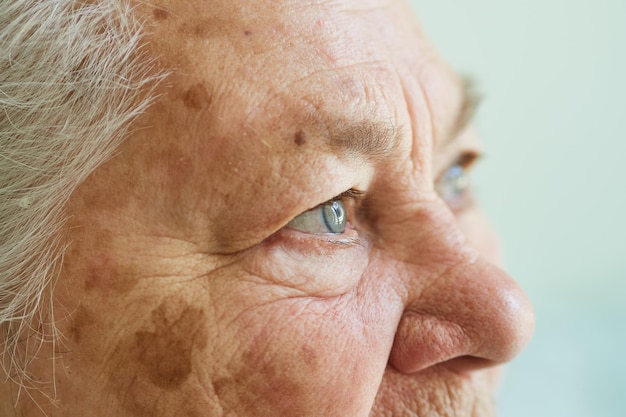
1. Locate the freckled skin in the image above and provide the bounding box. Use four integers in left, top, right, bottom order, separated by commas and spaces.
103, 298, 209, 416
0, 1, 534, 416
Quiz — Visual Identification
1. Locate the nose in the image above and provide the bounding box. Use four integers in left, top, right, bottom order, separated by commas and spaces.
386, 207, 535, 375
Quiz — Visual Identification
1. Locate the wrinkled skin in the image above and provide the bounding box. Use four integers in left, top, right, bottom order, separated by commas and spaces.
1, 0, 534, 416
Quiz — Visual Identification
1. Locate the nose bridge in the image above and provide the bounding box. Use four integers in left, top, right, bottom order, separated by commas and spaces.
385, 201, 535, 375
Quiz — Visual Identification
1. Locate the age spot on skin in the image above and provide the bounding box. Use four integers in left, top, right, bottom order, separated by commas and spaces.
244, 30, 253, 36
68, 305, 95, 344
133, 298, 208, 390
82, 251, 138, 294
84, 253, 115, 292
294, 130, 307, 146
182, 83, 212, 111
212, 350, 304, 415
152, 8, 169, 21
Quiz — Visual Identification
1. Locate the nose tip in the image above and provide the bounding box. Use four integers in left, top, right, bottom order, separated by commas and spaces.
389, 257, 535, 374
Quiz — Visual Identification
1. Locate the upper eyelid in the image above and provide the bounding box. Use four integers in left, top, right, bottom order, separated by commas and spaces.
336, 188, 366, 201
457, 151, 481, 168
310, 189, 366, 211
435, 151, 482, 183
313, 154, 477, 213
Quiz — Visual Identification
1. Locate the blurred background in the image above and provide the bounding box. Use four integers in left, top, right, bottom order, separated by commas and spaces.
408, 0, 626, 416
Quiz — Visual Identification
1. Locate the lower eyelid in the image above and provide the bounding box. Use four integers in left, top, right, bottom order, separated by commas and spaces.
249, 227, 370, 296
274, 223, 361, 249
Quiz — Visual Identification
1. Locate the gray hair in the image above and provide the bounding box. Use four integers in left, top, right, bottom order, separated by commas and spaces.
0, 0, 162, 385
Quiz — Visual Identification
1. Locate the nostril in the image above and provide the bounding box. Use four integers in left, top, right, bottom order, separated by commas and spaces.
441, 356, 497, 376
388, 257, 535, 376
388, 311, 473, 374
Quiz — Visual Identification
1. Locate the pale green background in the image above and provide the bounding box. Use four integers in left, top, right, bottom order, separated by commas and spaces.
408, 1, 626, 416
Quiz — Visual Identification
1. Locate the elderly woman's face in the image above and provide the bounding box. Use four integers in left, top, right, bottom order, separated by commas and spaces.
17, 0, 534, 416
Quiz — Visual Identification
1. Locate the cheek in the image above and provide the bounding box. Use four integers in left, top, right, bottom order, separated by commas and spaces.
206, 294, 391, 416
52, 231, 392, 416
56, 287, 220, 415
200, 263, 401, 416
103, 297, 215, 416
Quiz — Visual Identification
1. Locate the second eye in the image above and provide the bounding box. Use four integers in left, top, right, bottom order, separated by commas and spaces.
436, 164, 470, 203
287, 200, 347, 235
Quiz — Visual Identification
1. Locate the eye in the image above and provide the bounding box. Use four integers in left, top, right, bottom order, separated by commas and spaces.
436, 164, 470, 201
436, 153, 479, 211
287, 200, 347, 235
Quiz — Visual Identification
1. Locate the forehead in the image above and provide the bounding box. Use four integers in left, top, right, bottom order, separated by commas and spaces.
136, 0, 462, 152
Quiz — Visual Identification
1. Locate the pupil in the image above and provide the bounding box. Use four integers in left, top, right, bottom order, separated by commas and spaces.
322, 201, 346, 234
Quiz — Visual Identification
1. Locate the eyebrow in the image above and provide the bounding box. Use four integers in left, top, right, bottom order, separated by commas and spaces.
438, 76, 483, 149
325, 118, 404, 161
319, 76, 480, 160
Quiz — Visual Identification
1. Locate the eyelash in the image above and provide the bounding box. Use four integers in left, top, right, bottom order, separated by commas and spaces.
332, 189, 366, 204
